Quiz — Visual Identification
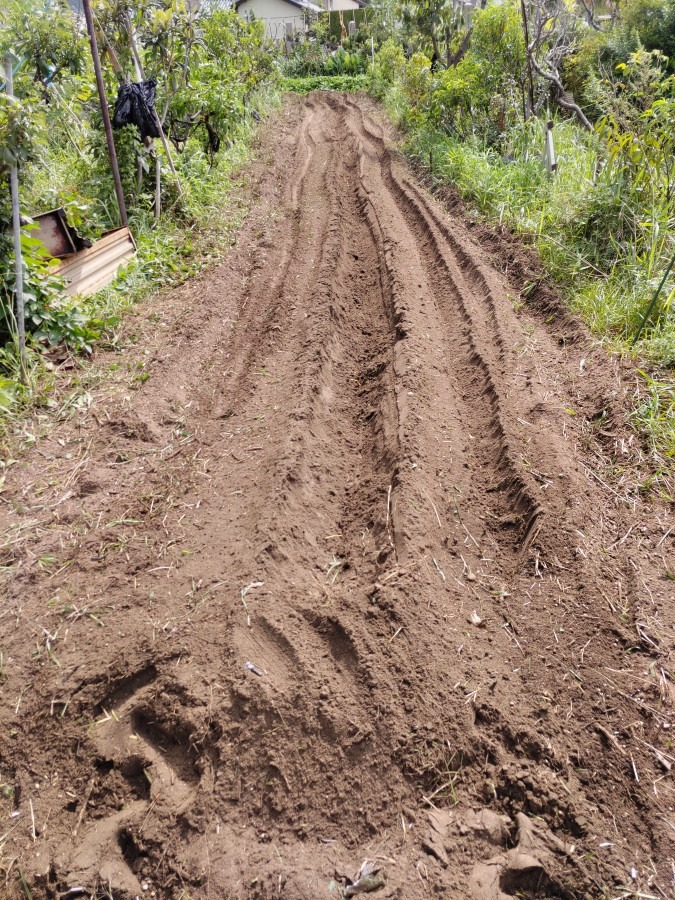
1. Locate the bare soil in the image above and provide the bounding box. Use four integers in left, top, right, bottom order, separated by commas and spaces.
0, 93, 674, 900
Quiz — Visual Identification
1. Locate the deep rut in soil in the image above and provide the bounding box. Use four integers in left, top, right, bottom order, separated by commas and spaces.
0, 94, 673, 899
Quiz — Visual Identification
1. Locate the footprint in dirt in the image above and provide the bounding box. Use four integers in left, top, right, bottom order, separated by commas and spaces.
234, 608, 373, 747
63, 668, 200, 894
94, 672, 199, 811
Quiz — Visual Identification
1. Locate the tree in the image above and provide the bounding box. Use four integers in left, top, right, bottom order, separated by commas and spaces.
399, 0, 464, 68
524, 0, 593, 128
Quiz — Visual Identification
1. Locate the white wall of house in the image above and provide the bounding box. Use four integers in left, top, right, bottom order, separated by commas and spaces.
323, 0, 361, 10
237, 0, 312, 39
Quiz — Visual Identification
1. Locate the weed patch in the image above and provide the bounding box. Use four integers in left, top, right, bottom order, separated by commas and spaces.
284, 75, 368, 94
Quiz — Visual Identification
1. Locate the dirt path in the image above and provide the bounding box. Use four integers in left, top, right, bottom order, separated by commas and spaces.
0, 94, 673, 899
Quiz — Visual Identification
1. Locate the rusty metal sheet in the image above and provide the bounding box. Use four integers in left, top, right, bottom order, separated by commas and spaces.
50, 226, 136, 297
33, 209, 77, 258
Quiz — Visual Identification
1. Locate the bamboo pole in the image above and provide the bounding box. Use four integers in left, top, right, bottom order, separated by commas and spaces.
124, 12, 183, 199
155, 155, 162, 221
4, 58, 27, 384
81, 0, 128, 227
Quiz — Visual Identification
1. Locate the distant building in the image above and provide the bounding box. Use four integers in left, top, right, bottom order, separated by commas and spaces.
235, 0, 323, 39
323, 0, 366, 10
235, 0, 366, 38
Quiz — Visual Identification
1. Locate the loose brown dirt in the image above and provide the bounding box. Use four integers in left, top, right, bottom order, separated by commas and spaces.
0, 93, 674, 900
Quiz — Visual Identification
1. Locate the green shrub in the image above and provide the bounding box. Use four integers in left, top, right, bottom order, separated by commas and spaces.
283, 74, 368, 94
282, 41, 330, 77
323, 46, 369, 76
370, 39, 406, 99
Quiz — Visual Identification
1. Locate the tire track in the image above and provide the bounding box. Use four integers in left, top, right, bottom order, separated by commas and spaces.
340, 95, 543, 557
1, 93, 672, 900
210, 99, 331, 420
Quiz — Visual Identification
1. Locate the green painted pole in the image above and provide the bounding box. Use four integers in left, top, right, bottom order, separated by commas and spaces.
633, 250, 675, 345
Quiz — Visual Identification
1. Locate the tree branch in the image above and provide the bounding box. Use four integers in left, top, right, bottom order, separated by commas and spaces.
448, 28, 472, 67
528, 47, 592, 130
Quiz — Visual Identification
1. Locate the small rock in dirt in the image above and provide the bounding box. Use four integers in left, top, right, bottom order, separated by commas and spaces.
469, 610, 484, 627
345, 872, 386, 897
463, 808, 511, 846
244, 661, 264, 676
423, 808, 452, 867
344, 860, 386, 897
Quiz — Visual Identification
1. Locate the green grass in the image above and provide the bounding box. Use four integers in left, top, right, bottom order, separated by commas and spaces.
0, 85, 281, 443
283, 74, 368, 94
630, 372, 675, 465
391, 103, 675, 464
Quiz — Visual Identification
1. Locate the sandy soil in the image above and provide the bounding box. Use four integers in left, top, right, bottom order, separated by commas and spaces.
0, 93, 673, 900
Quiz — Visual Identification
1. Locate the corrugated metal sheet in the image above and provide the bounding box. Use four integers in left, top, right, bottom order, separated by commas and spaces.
51, 226, 136, 297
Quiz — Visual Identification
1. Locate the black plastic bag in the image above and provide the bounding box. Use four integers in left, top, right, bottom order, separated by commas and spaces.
112, 78, 161, 140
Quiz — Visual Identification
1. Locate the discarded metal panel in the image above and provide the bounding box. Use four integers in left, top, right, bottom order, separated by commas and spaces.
50, 226, 136, 297
33, 209, 75, 257
33, 208, 92, 258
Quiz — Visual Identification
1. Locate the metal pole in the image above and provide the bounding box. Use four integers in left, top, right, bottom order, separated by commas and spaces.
81, 0, 128, 227
4, 58, 28, 383
545, 120, 557, 173
632, 250, 675, 345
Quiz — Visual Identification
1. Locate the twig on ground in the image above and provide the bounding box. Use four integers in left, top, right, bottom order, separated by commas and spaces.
656, 524, 673, 549
463, 524, 481, 551
422, 487, 442, 529
72, 774, 96, 837
594, 723, 625, 755
606, 524, 635, 552
29, 799, 36, 842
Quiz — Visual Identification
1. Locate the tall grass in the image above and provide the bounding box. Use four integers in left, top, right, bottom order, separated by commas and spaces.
0, 84, 280, 438
390, 100, 674, 460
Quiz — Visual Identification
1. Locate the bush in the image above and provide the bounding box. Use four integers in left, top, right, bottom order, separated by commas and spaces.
370, 39, 406, 99
283, 42, 331, 77
323, 46, 369, 76
284, 74, 368, 94
0, 0, 280, 409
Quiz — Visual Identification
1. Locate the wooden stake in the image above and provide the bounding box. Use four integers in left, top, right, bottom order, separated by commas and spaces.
155, 154, 162, 221
81, 0, 128, 226
4, 58, 27, 383
125, 13, 182, 199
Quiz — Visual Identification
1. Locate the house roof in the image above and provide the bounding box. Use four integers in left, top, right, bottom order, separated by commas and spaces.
235, 0, 324, 10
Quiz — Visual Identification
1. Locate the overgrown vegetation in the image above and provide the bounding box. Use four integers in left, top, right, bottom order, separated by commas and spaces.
284, 74, 368, 93
363, 0, 674, 466
2, 0, 674, 468
0, 0, 278, 418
